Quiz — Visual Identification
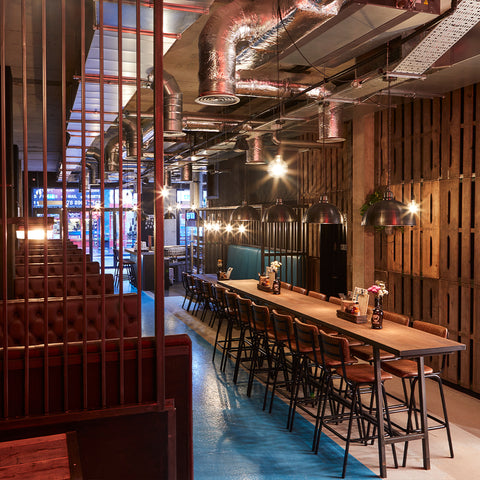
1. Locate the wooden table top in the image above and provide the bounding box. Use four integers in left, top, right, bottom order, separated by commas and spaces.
218, 279, 465, 358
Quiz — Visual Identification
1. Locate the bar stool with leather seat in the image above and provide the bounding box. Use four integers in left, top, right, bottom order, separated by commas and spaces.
217, 291, 241, 373
280, 281, 292, 290
308, 291, 327, 301
289, 319, 324, 436
316, 331, 397, 478
350, 310, 410, 363
292, 285, 307, 295
248, 303, 275, 403
380, 320, 453, 465
233, 296, 254, 385
211, 284, 229, 366
267, 309, 297, 414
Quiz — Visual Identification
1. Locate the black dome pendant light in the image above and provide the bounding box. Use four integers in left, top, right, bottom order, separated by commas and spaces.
362, 46, 416, 228
303, 95, 343, 224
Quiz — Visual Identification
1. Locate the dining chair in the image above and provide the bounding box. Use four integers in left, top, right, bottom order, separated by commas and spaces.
307, 291, 327, 301
316, 331, 397, 478
292, 286, 307, 295
381, 320, 453, 465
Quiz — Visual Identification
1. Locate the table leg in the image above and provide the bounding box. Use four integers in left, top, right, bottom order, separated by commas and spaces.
417, 356, 430, 470
373, 346, 387, 478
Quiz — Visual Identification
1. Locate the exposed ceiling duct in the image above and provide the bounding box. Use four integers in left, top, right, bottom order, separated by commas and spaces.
235, 79, 329, 99
163, 71, 185, 137
196, 0, 342, 106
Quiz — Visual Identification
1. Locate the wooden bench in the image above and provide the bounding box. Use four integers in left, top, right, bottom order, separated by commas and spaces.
15, 262, 100, 277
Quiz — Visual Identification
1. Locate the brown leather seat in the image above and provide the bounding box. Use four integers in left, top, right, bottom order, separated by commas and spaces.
307, 291, 327, 301
292, 286, 307, 295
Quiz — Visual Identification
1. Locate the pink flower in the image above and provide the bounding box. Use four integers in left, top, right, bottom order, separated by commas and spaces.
368, 285, 381, 294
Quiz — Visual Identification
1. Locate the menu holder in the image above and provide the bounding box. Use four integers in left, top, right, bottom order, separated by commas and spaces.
336, 309, 368, 324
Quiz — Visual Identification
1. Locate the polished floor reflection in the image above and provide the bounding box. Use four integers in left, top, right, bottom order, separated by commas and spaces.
160, 293, 376, 479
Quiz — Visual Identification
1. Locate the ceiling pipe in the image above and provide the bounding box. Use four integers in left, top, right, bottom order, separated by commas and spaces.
196, 0, 342, 106
121, 117, 138, 157
163, 70, 185, 137
235, 79, 329, 100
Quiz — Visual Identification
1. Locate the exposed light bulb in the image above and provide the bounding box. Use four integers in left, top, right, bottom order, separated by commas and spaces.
225, 223, 233, 233
238, 224, 246, 234
268, 154, 288, 178
160, 187, 170, 198
407, 200, 419, 215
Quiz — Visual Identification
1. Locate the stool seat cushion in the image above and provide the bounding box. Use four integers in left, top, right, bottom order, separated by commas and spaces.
342, 364, 392, 383
381, 359, 434, 378
350, 345, 396, 362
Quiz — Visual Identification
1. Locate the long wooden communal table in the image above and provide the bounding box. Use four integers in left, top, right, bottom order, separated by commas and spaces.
218, 279, 465, 478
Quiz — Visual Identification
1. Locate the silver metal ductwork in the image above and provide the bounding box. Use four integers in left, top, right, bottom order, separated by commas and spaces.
245, 136, 266, 165
235, 79, 329, 100
121, 117, 138, 158
196, 0, 342, 106
163, 71, 185, 137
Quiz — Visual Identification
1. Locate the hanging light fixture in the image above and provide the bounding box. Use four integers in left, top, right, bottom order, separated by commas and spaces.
230, 163, 260, 222
263, 198, 297, 223
362, 46, 416, 228
230, 201, 260, 222
303, 93, 343, 224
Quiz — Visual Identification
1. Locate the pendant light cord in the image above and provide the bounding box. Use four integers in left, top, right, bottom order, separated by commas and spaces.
386, 43, 391, 192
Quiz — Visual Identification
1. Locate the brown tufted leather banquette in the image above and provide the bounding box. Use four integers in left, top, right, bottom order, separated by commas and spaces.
14, 274, 114, 299
16, 253, 86, 264
15, 261, 100, 277
0, 293, 139, 346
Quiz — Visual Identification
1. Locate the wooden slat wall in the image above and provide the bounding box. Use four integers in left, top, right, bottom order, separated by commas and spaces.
376, 84, 480, 393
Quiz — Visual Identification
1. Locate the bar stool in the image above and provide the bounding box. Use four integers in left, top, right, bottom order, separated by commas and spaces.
350, 310, 410, 363
289, 319, 324, 434
218, 291, 241, 372
292, 285, 307, 295
267, 309, 296, 414
328, 296, 342, 305
381, 320, 453, 465
248, 303, 275, 402
200, 280, 215, 323
211, 284, 229, 366
316, 331, 397, 478
113, 248, 136, 287
307, 291, 327, 301
280, 281, 292, 290
233, 296, 254, 385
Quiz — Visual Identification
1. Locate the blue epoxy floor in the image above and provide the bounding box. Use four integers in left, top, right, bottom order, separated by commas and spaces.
142, 291, 378, 479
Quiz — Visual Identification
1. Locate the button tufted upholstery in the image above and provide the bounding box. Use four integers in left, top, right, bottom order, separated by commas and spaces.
14, 274, 114, 299
15, 261, 100, 276
15, 253, 85, 264
0, 294, 138, 346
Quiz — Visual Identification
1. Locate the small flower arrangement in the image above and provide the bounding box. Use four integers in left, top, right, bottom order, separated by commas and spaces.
367, 280, 388, 299
270, 260, 282, 272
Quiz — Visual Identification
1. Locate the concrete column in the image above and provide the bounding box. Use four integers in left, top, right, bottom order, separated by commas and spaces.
350, 110, 375, 291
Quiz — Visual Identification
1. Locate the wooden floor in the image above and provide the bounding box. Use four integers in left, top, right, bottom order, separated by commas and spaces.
0, 434, 73, 479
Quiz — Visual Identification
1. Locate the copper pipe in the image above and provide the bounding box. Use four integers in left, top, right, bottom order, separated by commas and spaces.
41, 0, 50, 415
136, 0, 143, 402
21, 0, 30, 417
95, 23, 180, 39
99, 0, 107, 410
118, 0, 125, 405
154, 0, 165, 408
81, 0, 88, 410
1, 0, 8, 419
61, 0, 69, 412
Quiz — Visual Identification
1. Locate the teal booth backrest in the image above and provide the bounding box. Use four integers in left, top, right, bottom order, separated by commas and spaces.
226, 245, 304, 286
